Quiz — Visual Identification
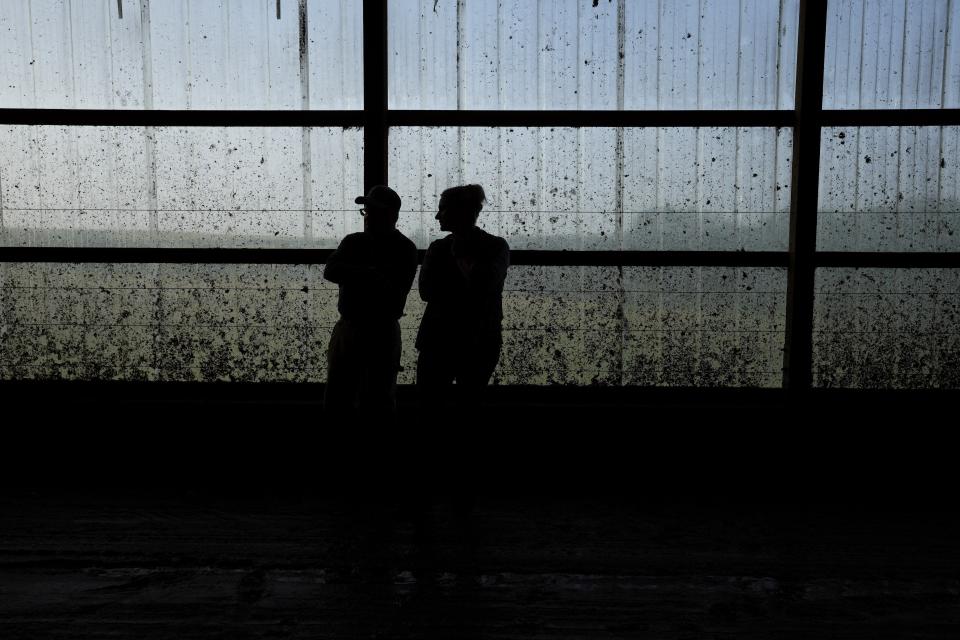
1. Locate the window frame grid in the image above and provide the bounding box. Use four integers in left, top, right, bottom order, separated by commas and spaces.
0, 0, 958, 391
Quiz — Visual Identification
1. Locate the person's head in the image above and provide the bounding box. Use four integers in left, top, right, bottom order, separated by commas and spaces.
437, 184, 486, 234
355, 185, 401, 232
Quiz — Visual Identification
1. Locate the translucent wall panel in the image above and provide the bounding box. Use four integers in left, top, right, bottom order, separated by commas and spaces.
824, 0, 960, 109
390, 127, 792, 250
0, 126, 363, 248
0, 263, 332, 381
818, 127, 960, 251
0, 263, 785, 387
0, 0, 362, 109
388, 0, 798, 110
814, 268, 960, 388
497, 266, 786, 387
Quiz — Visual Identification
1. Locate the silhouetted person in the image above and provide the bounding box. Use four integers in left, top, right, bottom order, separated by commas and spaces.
416, 184, 509, 412
323, 185, 418, 418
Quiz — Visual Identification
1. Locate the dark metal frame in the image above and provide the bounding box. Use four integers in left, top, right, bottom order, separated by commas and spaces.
783, 0, 828, 391
4, 107, 958, 128
2, 0, 959, 393
4, 246, 956, 270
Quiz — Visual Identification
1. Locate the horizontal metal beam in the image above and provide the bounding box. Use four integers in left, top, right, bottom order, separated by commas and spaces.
5, 109, 957, 129
0, 109, 797, 128
0, 109, 365, 127
3, 247, 958, 268
0, 247, 335, 264
0, 247, 787, 266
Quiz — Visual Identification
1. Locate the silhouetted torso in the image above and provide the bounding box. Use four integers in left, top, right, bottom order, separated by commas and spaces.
323, 228, 417, 415
416, 227, 510, 351
327, 230, 418, 324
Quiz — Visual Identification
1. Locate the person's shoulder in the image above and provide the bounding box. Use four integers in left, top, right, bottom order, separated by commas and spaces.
426, 234, 454, 251
340, 231, 365, 244
393, 231, 419, 263
477, 228, 509, 252
332, 232, 363, 252
391, 229, 417, 250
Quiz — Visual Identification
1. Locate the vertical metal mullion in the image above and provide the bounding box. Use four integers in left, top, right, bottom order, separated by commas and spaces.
363, 0, 388, 190
784, 0, 828, 390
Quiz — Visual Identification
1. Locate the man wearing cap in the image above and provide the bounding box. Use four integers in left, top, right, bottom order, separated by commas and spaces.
323, 185, 418, 417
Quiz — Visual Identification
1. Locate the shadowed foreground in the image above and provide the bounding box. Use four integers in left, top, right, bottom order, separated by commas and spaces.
2, 489, 959, 639
2, 387, 958, 638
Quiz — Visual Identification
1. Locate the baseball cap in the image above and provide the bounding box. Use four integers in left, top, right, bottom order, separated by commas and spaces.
355, 185, 401, 212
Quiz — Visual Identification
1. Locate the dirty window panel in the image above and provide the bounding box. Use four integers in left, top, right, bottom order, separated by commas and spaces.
818, 127, 960, 251
0, 263, 785, 387
813, 268, 960, 388
0, 262, 336, 383
389, 126, 792, 251
388, 0, 798, 110
0, 0, 362, 109
0, 126, 363, 248
497, 266, 786, 387
823, 0, 960, 109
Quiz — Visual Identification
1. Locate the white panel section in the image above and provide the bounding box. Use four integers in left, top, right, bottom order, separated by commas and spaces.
0, 0, 362, 109
390, 126, 792, 251
388, 0, 457, 109
499, 0, 540, 109
0, 1, 37, 108
539, 0, 580, 109
823, 0, 960, 109
0, 126, 362, 248
389, 0, 798, 110
387, 125, 461, 246
310, 126, 365, 243
818, 126, 960, 251
310, 0, 364, 109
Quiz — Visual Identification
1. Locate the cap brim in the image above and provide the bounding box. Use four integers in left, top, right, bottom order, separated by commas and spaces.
354, 196, 366, 205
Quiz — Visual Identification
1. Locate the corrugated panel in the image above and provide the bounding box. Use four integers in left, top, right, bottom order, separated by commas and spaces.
0, 262, 331, 382
817, 126, 960, 251
0, 0, 362, 109
388, 0, 799, 110
823, 0, 960, 109
0, 262, 785, 387
814, 268, 960, 388
389, 126, 792, 251
499, 266, 785, 387
0, 125, 363, 248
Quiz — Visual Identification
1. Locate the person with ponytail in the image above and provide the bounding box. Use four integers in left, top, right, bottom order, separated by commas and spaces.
415, 184, 510, 412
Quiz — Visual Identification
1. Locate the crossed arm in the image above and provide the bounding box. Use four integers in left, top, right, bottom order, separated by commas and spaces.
324, 235, 417, 297
323, 237, 381, 286
419, 237, 510, 303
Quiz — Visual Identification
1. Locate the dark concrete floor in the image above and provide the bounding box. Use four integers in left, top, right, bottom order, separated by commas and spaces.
2, 388, 958, 637
2, 489, 959, 639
